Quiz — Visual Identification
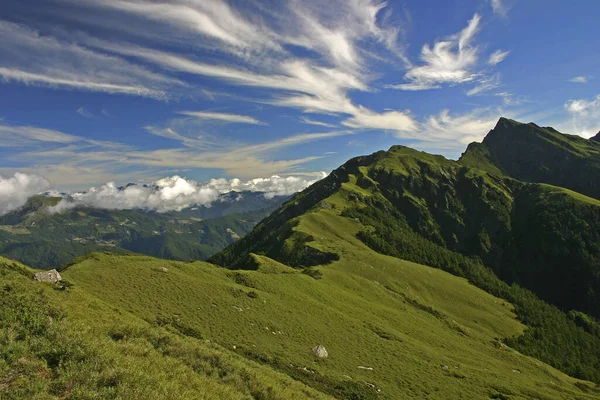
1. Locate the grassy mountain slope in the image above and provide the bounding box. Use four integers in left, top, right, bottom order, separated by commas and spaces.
57, 244, 600, 399
211, 143, 600, 382
460, 118, 600, 199
0, 256, 332, 399
0, 194, 285, 269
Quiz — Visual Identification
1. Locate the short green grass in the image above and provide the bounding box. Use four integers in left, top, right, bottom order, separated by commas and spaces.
538, 183, 600, 207
0, 257, 332, 400
60, 193, 600, 399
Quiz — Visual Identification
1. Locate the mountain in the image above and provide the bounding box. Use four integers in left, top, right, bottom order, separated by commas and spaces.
211, 122, 600, 382
2, 118, 600, 398
0, 192, 287, 269
211, 144, 600, 318
460, 118, 600, 199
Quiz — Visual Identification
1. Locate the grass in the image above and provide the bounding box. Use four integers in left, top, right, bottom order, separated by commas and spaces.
57, 196, 600, 399
538, 183, 600, 207
0, 256, 332, 399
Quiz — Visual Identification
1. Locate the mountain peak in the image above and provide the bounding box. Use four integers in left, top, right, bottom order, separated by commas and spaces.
493, 117, 521, 129
460, 118, 600, 199
592, 131, 600, 142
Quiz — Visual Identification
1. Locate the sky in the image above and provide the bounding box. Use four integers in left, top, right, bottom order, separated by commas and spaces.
0, 0, 599, 203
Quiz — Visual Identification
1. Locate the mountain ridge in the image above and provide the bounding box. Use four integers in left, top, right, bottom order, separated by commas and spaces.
211, 119, 600, 382
460, 117, 600, 199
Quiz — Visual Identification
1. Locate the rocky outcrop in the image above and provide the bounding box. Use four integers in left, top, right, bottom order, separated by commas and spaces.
33, 269, 62, 283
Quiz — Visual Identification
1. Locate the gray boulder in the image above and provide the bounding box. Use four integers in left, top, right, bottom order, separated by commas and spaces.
312, 344, 328, 359
33, 269, 62, 284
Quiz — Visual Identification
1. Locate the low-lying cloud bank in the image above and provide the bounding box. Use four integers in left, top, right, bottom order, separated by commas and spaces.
0, 173, 51, 216
0, 172, 327, 216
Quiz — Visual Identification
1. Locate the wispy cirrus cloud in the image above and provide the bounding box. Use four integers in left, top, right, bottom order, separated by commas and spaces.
0, 20, 182, 99
488, 50, 510, 66
64, 1, 417, 132
421, 109, 500, 144
389, 14, 509, 96
76, 107, 95, 119
388, 14, 482, 91
569, 76, 588, 84
0, 123, 81, 146
467, 73, 502, 96
299, 117, 337, 128
0, 122, 124, 150
342, 108, 417, 134
489, 0, 507, 16
0, 115, 342, 188
0, 0, 525, 184
177, 111, 265, 125
408, 108, 506, 157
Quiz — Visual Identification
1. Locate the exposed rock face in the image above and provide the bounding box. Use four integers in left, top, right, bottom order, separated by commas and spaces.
33, 269, 62, 283
312, 344, 328, 359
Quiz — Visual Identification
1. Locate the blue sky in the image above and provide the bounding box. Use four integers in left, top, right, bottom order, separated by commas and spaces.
0, 0, 599, 191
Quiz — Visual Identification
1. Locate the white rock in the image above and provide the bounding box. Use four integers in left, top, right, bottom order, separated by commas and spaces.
312, 344, 328, 359
33, 269, 62, 284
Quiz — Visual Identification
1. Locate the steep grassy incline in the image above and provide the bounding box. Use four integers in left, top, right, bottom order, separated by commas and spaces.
460, 118, 600, 199
61, 245, 600, 399
0, 256, 331, 400
214, 145, 600, 319
211, 144, 600, 383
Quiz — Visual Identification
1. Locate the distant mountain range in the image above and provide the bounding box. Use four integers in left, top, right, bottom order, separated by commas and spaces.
0, 191, 287, 269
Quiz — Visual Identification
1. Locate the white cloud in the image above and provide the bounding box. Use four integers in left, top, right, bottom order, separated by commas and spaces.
206, 173, 328, 199
495, 91, 523, 106
489, 0, 506, 16
564, 94, 600, 138
342, 108, 418, 134
48, 173, 327, 213
77, 107, 95, 119
72, 0, 284, 58
0, 122, 124, 149
488, 50, 509, 65
421, 109, 499, 143
467, 73, 501, 96
177, 111, 264, 125
299, 117, 337, 128
0, 123, 80, 146
65, 2, 411, 120
0, 68, 169, 99
385, 82, 441, 91
0, 20, 181, 98
409, 108, 504, 156
1, 1, 418, 147
569, 76, 588, 84
390, 14, 481, 91
0, 172, 50, 216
